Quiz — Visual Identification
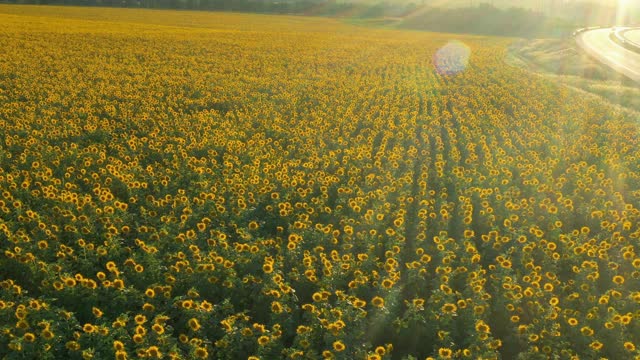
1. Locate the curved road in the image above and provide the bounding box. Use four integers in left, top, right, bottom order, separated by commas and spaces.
576, 28, 640, 82
624, 29, 640, 44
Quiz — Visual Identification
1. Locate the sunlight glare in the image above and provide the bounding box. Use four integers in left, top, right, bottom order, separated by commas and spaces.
434, 40, 470, 75
616, 0, 630, 25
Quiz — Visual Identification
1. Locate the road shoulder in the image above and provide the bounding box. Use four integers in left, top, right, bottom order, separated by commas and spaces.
508, 38, 640, 114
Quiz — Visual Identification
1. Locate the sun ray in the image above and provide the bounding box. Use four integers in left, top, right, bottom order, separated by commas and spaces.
616, 0, 630, 26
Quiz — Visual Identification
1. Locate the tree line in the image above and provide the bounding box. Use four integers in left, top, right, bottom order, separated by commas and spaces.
0, 0, 632, 38
0, 0, 408, 16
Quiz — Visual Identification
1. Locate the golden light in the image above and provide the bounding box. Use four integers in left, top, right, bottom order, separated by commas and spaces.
616, 0, 630, 25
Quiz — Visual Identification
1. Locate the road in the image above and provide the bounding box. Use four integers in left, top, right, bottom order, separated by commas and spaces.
623, 29, 640, 44
575, 28, 640, 82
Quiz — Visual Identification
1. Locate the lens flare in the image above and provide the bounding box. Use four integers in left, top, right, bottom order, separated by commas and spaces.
434, 40, 470, 75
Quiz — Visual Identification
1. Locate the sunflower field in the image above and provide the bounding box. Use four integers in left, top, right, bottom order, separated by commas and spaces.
0, 5, 639, 360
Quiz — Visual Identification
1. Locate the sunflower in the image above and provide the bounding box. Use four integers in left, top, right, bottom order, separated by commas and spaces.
589, 341, 603, 351
371, 296, 385, 308
438, 348, 453, 358
441, 303, 457, 314
257, 335, 270, 346
23, 333, 36, 342
188, 318, 201, 331
194, 347, 208, 359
